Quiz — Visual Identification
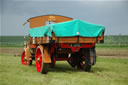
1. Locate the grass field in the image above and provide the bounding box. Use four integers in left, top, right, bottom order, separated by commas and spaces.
0, 36, 26, 46
0, 53, 128, 85
0, 35, 128, 85
0, 35, 128, 48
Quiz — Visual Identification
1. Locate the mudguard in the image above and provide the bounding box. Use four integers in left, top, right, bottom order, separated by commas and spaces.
39, 45, 51, 63
86, 47, 96, 65
90, 47, 96, 65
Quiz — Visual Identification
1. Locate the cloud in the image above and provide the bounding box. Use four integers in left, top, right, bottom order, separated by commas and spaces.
1, 0, 128, 35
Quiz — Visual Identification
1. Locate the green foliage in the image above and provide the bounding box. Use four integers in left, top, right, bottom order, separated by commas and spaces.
0, 35, 128, 48
96, 44, 128, 48
0, 36, 28, 46
97, 35, 128, 48
0, 54, 128, 85
104, 35, 128, 44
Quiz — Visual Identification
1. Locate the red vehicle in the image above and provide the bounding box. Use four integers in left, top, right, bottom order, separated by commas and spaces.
21, 14, 105, 74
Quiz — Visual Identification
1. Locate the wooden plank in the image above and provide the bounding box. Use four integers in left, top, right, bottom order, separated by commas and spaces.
79, 37, 97, 43
97, 33, 104, 43
29, 15, 73, 28
57, 37, 78, 43
28, 32, 104, 44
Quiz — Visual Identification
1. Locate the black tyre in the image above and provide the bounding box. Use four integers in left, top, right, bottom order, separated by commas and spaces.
28, 60, 32, 66
84, 49, 91, 72
67, 53, 77, 68
50, 55, 56, 68
41, 62, 49, 74
29, 53, 35, 66
90, 47, 96, 65
35, 46, 49, 74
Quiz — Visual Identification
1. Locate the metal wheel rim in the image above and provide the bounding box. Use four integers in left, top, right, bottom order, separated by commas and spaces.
21, 51, 28, 65
35, 48, 42, 72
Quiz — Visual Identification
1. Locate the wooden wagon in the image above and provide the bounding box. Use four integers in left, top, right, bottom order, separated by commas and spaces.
21, 14, 105, 74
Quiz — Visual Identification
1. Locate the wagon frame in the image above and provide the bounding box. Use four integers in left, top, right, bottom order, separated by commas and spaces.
21, 14, 104, 74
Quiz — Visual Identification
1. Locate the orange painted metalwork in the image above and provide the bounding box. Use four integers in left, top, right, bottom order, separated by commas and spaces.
40, 45, 51, 63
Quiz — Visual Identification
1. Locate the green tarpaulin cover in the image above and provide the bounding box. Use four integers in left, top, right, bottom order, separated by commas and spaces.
29, 19, 105, 37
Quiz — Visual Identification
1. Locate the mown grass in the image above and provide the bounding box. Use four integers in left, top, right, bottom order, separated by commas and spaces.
0, 44, 23, 48
96, 44, 128, 48
0, 54, 128, 85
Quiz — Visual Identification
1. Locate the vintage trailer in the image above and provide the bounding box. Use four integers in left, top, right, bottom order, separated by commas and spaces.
21, 14, 105, 74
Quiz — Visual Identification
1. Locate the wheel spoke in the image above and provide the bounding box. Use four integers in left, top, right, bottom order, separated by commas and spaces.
80, 62, 85, 69
35, 46, 48, 74
35, 48, 42, 72
21, 51, 30, 65
21, 51, 27, 65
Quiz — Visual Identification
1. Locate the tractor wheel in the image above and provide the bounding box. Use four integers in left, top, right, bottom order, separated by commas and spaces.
76, 52, 85, 70
68, 53, 84, 69
67, 53, 76, 68
50, 55, 56, 68
28, 60, 32, 66
35, 46, 48, 74
28, 53, 35, 66
21, 51, 28, 65
21, 51, 33, 65
84, 49, 91, 72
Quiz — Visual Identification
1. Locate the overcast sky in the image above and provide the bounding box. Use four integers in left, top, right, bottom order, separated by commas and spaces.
0, 0, 128, 36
